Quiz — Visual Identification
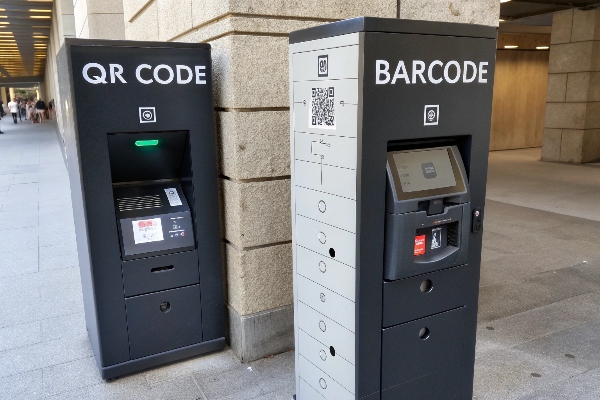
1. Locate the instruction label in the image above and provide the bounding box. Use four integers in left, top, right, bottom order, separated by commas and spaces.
132, 218, 164, 244
414, 235, 426, 256
431, 227, 442, 249
165, 188, 182, 206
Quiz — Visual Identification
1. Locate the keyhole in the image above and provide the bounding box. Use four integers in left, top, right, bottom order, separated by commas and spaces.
319, 349, 327, 361
319, 261, 326, 273
420, 279, 433, 293
419, 327, 430, 340
159, 301, 171, 313
319, 320, 326, 332
318, 232, 327, 244
318, 200, 326, 213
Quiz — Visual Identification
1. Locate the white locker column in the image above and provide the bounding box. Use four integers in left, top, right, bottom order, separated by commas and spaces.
290, 33, 360, 400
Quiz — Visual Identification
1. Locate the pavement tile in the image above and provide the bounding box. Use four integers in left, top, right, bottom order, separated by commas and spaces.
0, 369, 43, 400
42, 356, 104, 397
195, 351, 295, 400
517, 367, 600, 400
476, 292, 600, 358
0, 321, 42, 352
473, 346, 583, 400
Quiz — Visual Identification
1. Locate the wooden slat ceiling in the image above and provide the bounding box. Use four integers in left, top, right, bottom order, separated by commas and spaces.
0, 0, 52, 79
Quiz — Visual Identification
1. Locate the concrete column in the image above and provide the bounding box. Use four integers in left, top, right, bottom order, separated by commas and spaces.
9, 88, 15, 101
542, 8, 600, 163
0, 87, 7, 105
124, 0, 499, 363
73, 0, 125, 39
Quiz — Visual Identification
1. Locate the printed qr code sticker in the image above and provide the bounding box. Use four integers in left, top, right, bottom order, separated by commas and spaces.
309, 87, 335, 129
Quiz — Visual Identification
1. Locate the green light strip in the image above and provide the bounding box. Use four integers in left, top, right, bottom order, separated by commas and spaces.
135, 140, 159, 147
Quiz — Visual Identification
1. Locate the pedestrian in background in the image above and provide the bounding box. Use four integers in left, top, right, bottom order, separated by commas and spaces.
7, 98, 18, 124
35, 98, 46, 124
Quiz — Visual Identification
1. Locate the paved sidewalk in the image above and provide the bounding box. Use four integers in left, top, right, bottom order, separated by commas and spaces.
0, 121, 294, 400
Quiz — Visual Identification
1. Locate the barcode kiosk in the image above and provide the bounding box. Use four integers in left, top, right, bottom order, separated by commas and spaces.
57, 39, 225, 379
289, 18, 496, 399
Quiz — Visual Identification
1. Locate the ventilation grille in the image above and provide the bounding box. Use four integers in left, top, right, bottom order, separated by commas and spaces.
117, 195, 162, 212
447, 222, 459, 247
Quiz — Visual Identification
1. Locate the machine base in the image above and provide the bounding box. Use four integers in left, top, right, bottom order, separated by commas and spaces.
99, 337, 226, 380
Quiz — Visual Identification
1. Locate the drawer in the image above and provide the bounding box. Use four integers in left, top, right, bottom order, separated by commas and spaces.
292, 44, 359, 82
292, 81, 359, 137
297, 302, 355, 364
382, 265, 468, 327
295, 186, 357, 234
299, 355, 354, 400
297, 274, 355, 332
298, 330, 355, 394
295, 216, 356, 268
381, 368, 463, 400
294, 132, 357, 169
299, 378, 325, 399
297, 245, 355, 301
381, 307, 466, 390
125, 284, 202, 360
294, 160, 356, 200
122, 250, 199, 297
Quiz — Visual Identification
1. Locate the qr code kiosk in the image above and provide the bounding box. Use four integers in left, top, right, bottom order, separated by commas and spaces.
57, 39, 225, 379
289, 18, 496, 399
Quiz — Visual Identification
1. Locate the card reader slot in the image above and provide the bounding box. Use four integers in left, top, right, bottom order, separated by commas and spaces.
384, 204, 470, 280
151, 265, 174, 273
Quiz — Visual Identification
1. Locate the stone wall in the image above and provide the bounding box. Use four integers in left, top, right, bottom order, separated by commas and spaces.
542, 9, 600, 163
73, 0, 125, 39
124, 0, 499, 362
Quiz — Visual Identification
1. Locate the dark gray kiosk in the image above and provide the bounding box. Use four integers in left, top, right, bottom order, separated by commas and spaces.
289, 18, 496, 399
57, 39, 225, 379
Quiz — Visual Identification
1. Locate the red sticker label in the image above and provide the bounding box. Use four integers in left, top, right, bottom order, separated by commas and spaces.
414, 235, 426, 256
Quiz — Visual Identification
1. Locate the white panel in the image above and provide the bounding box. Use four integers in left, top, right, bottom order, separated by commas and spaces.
292, 43, 359, 81
294, 160, 356, 200
297, 246, 355, 301
295, 186, 357, 234
298, 355, 354, 400
297, 302, 355, 364
299, 378, 325, 400
294, 131, 358, 169
295, 216, 356, 268
299, 330, 355, 394
297, 275, 355, 332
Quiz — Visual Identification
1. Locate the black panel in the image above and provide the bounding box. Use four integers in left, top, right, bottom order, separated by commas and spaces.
108, 131, 189, 183
289, 16, 497, 44
59, 39, 225, 373
381, 307, 467, 390
122, 251, 200, 297
126, 285, 203, 359
382, 265, 468, 327
354, 29, 496, 398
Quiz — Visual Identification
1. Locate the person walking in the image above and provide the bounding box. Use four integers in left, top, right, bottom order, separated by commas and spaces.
7, 98, 18, 124
35, 98, 46, 124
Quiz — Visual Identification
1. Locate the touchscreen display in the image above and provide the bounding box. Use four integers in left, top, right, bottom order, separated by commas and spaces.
392, 148, 457, 193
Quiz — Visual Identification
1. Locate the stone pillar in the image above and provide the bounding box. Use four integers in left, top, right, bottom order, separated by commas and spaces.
1, 87, 7, 105
9, 88, 15, 101
73, 0, 125, 39
124, 0, 499, 363
542, 9, 600, 163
